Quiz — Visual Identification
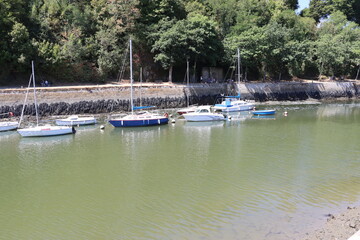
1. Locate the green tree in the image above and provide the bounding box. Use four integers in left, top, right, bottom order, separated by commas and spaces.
150, 14, 222, 82
314, 11, 360, 78
308, 0, 359, 24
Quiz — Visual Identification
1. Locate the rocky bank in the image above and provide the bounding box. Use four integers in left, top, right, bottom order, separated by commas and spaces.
0, 81, 359, 117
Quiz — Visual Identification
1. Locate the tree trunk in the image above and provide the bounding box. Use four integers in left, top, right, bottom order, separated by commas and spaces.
356, 65, 360, 80
193, 60, 197, 83
168, 65, 173, 83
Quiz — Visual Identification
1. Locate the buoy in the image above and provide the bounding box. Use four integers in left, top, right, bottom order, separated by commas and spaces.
100, 125, 105, 129
171, 119, 176, 123
283, 111, 288, 116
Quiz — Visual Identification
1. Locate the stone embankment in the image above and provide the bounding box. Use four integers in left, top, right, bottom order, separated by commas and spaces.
0, 81, 358, 117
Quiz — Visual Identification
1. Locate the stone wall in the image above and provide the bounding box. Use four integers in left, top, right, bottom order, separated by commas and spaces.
0, 81, 358, 117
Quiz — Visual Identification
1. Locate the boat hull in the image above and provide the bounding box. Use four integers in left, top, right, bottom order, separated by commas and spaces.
109, 116, 169, 127
252, 110, 276, 115
0, 122, 18, 132
183, 114, 225, 122
17, 126, 75, 137
56, 117, 96, 126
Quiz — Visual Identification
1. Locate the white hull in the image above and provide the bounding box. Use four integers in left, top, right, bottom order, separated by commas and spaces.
183, 105, 226, 122
183, 114, 225, 121
56, 116, 96, 126
17, 125, 74, 137
0, 122, 18, 132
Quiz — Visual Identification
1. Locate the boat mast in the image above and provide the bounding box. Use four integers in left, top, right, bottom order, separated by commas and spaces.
130, 39, 134, 114
237, 48, 241, 84
237, 48, 241, 97
186, 57, 189, 107
140, 66, 142, 107
32, 61, 39, 126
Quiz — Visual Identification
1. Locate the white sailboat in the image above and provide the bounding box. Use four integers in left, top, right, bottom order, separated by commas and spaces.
17, 61, 76, 137
108, 39, 168, 127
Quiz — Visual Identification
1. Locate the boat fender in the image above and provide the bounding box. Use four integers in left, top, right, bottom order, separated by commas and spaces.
9, 112, 14, 117
72, 126, 76, 134
164, 113, 169, 118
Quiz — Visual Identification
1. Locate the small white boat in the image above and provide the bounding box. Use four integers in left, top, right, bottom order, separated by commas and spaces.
177, 105, 197, 115
17, 125, 75, 137
0, 121, 18, 132
183, 106, 226, 122
17, 61, 75, 137
56, 115, 96, 126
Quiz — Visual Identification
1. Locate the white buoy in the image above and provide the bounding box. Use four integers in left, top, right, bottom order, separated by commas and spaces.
283, 111, 288, 116
171, 119, 176, 123
100, 125, 105, 129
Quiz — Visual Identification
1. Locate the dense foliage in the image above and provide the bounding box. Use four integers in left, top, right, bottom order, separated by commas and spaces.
0, 0, 359, 84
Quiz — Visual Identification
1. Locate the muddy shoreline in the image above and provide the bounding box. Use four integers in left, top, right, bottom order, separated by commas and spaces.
302, 206, 360, 240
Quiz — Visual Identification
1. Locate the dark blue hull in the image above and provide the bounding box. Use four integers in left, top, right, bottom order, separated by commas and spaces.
109, 118, 169, 127
252, 110, 276, 115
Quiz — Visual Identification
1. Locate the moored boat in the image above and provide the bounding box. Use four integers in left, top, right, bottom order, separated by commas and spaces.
56, 115, 96, 126
17, 61, 75, 137
252, 110, 276, 115
108, 39, 169, 128
18, 125, 75, 137
183, 105, 226, 122
109, 112, 168, 127
0, 121, 18, 132
213, 95, 254, 112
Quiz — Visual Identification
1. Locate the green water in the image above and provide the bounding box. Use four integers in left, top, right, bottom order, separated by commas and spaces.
0, 103, 359, 240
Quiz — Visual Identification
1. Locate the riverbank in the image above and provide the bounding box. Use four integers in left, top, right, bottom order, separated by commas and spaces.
0, 81, 359, 117
303, 206, 360, 240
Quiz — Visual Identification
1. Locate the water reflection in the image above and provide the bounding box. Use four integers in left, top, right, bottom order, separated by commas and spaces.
1, 103, 360, 240
0, 130, 18, 141
251, 115, 276, 120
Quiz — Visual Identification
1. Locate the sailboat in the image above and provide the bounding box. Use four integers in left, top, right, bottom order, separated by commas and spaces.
108, 39, 169, 127
17, 61, 76, 137
213, 48, 254, 112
